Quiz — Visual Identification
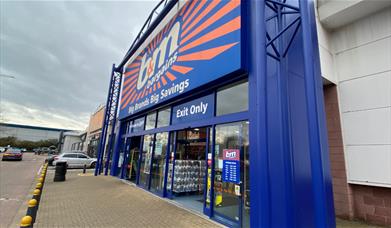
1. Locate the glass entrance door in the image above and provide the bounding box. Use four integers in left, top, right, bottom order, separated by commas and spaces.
150, 132, 169, 194
139, 134, 154, 189
125, 136, 141, 183
169, 127, 208, 213
213, 121, 249, 227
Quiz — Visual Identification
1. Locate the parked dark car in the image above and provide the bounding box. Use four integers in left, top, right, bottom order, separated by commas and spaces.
45, 154, 56, 165
2, 148, 23, 161
41, 147, 49, 154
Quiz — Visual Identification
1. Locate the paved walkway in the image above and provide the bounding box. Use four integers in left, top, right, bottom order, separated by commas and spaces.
32, 169, 383, 228
35, 170, 221, 228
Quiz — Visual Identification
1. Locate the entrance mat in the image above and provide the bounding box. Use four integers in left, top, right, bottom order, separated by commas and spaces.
215, 196, 238, 207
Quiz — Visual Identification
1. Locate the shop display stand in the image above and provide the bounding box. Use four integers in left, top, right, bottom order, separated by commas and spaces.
167, 160, 206, 193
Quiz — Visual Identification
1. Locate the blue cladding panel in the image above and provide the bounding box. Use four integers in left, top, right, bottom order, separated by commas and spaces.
248, 0, 335, 227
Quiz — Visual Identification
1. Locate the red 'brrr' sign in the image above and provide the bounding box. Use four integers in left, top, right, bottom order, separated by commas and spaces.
223, 149, 240, 161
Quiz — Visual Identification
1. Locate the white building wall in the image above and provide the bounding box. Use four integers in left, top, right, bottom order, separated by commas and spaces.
317, 6, 391, 187
62, 135, 82, 152
0, 125, 62, 141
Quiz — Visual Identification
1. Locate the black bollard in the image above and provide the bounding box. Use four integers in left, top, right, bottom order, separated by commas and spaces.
83, 164, 86, 174
54, 161, 66, 182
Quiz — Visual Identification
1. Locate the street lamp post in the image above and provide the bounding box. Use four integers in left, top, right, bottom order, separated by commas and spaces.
0, 74, 16, 122
0, 74, 16, 79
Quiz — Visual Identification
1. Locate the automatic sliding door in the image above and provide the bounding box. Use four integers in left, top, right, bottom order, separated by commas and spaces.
150, 132, 169, 194
125, 136, 141, 183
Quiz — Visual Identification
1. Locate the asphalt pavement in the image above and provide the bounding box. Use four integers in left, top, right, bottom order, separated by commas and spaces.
0, 153, 45, 228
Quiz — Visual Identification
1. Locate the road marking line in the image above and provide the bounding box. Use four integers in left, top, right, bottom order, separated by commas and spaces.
37, 165, 43, 175
0, 198, 21, 201
77, 173, 94, 176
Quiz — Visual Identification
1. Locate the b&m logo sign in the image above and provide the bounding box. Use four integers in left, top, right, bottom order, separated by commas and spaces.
119, 0, 242, 118
223, 149, 240, 161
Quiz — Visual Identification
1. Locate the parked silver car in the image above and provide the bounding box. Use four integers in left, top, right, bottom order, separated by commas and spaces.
52, 153, 97, 168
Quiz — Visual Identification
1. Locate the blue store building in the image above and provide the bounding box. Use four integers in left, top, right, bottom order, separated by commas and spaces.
95, 0, 336, 227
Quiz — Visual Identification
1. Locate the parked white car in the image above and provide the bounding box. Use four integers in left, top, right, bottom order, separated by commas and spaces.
52, 153, 97, 168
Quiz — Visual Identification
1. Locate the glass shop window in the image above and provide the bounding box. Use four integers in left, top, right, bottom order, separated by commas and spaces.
157, 107, 171, 128
132, 117, 145, 133
127, 121, 133, 133
216, 80, 248, 116
145, 112, 157, 130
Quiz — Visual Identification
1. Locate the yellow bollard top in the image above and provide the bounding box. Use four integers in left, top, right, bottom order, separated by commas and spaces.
33, 189, 41, 195
28, 199, 37, 207
36, 183, 42, 189
38, 177, 44, 182
20, 216, 32, 227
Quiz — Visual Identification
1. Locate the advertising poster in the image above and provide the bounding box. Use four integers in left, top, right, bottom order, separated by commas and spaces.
144, 152, 152, 174
155, 142, 163, 156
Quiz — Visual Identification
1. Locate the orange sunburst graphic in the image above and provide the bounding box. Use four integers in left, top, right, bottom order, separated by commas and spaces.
120, 0, 241, 112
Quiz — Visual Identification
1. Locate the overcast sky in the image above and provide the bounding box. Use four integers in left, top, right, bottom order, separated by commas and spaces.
0, 0, 158, 130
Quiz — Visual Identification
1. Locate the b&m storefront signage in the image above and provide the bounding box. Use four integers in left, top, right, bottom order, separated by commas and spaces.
172, 94, 214, 125
119, 1, 242, 119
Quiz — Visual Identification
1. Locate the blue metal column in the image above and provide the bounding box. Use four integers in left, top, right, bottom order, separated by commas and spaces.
299, 0, 336, 226
247, 0, 335, 227
95, 64, 116, 176
94, 64, 123, 176
104, 68, 123, 176
248, 1, 269, 227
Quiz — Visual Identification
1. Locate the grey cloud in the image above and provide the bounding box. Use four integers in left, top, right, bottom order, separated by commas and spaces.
0, 0, 158, 130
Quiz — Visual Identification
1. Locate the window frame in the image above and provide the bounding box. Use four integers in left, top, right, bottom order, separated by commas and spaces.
216, 79, 249, 117
156, 107, 171, 128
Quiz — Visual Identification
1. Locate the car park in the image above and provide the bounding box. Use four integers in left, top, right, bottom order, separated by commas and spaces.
52, 152, 97, 168
0, 147, 7, 153
1, 148, 23, 161
41, 147, 49, 154
46, 154, 57, 166
48, 145, 57, 155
